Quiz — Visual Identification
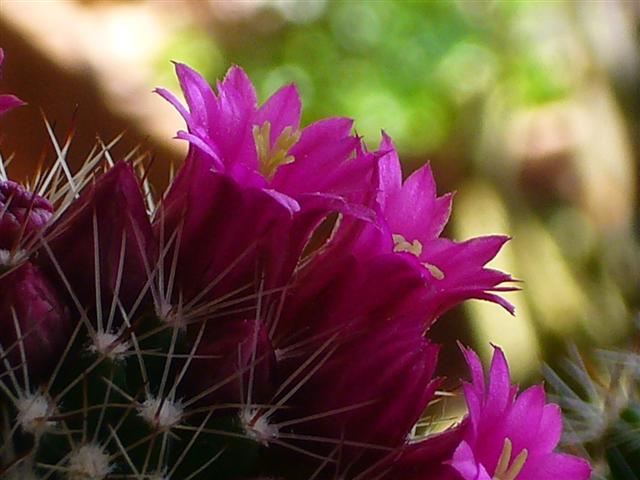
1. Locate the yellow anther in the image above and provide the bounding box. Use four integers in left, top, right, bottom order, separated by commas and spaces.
253, 121, 300, 179
423, 262, 445, 280
504, 449, 528, 480
392, 234, 446, 279
493, 438, 529, 480
392, 234, 423, 257
494, 438, 513, 479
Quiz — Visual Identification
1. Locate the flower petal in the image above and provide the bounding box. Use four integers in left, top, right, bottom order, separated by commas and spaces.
385, 163, 453, 243
255, 83, 302, 144
0, 94, 26, 116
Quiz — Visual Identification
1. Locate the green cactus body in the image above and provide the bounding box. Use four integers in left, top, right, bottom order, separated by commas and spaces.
1, 310, 264, 479
606, 404, 640, 479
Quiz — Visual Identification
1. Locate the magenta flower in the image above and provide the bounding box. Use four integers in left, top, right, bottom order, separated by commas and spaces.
0, 262, 71, 380
378, 135, 515, 316
0, 56, 591, 480
154, 64, 378, 318
0, 180, 53, 252
43, 161, 155, 315
450, 346, 591, 480
341, 133, 516, 323
234, 248, 439, 475
156, 63, 378, 222
156, 63, 377, 211
0, 49, 25, 116
150, 64, 524, 477
154, 71, 434, 456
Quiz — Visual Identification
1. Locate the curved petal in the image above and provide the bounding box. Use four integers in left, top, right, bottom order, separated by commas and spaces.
173, 61, 218, 128
255, 83, 302, 144
520, 453, 591, 480
0, 94, 25, 116
386, 163, 452, 243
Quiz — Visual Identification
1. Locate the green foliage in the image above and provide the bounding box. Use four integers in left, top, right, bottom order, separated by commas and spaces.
158, 0, 573, 157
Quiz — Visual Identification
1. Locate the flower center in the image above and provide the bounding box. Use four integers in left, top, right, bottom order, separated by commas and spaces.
493, 438, 528, 480
423, 262, 445, 280
253, 121, 300, 179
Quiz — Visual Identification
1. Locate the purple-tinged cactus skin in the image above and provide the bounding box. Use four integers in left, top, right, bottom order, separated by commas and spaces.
0, 54, 591, 480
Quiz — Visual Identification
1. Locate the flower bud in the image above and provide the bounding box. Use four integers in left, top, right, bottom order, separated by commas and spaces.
43, 162, 155, 315
155, 154, 295, 307
0, 180, 53, 251
0, 262, 71, 381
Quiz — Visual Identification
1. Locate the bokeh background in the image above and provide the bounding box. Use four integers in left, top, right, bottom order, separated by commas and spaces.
1, 0, 639, 385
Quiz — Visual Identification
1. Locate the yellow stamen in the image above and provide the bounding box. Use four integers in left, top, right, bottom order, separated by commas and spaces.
392, 233, 423, 257
494, 438, 513, 478
423, 262, 445, 280
392, 234, 446, 279
493, 438, 529, 480
253, 121, 300, 179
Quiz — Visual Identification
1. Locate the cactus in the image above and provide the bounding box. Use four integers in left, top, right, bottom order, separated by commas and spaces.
0, 53, 591, 479
545, 319, 640, 479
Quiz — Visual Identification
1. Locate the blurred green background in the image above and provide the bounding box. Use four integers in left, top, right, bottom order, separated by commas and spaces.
1, 0, 639, 383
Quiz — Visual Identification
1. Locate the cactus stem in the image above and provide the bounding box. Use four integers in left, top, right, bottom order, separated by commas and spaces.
4, 464, 41, 480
